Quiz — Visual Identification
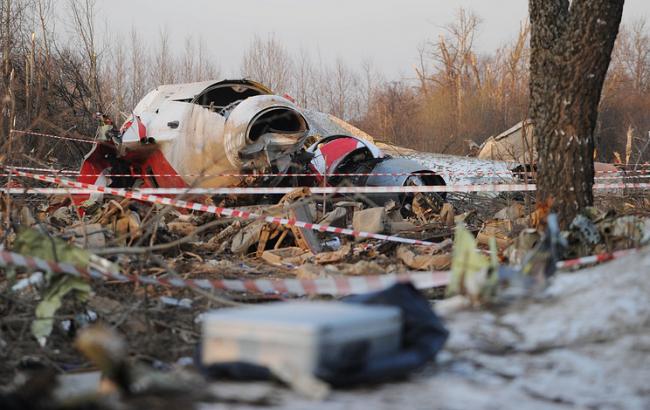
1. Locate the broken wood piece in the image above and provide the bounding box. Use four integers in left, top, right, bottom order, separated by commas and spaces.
494, 203, 526, 220
352, 207, 386, 235
477, 220, 513, 250
314, 244, 351, 264
338, 260, 385, 276
261, 247, 313, 266
205, 220, 242, 251
274, 229, 290, 250
167, 221, 197, 237
114, 211, 142, 245
439, 203, 455, 227
289, 205, 322, 254
96, 198, 131, 225
396, 245, 451, 270
387, 220, 418, 234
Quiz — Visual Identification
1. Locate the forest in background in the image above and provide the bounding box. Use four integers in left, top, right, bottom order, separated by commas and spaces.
0, 0, 648, 166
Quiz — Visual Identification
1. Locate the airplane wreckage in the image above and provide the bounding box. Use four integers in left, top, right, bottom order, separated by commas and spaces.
81, 79, 517, 210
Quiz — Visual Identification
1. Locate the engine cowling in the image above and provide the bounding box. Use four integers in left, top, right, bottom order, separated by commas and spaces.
222, 95, 309, 171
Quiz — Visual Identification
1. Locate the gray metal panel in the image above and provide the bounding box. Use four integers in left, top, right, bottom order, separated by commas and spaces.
365, 157, 432, 188
361, 158, 441, 206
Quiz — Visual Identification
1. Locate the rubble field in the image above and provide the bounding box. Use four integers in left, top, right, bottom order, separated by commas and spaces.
0, 186, 649, 409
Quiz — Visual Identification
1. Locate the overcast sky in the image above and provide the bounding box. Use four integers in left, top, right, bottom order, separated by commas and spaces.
93, 0, 650, 79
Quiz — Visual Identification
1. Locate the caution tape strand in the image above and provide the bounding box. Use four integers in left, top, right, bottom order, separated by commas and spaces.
2, 182, 650, 196
0, 250, 449, 296
10, 169, 438, 246
6, 166, 650, 179
0, 248, 638, 296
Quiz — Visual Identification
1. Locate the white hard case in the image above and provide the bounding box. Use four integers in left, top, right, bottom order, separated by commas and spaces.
202, 301, 402, 375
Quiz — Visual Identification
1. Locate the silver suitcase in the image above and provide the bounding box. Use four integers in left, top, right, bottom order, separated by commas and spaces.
202, 301, 402, 376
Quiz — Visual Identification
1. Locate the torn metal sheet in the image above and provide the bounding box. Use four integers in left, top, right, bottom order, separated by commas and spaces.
478, 120, 535, 164
474, 120, 623, 187
378, 144, 518, 186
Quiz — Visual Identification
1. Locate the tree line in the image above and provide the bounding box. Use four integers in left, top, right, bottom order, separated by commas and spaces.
0, 1, 647, 167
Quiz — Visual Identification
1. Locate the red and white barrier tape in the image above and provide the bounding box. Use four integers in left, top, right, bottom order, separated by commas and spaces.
10, 130, 97, 144
555, 248, 638, 269
0, 250, 450, 296
4, 181, 650, 196
1, 188, 111, 195
3, 171, 516, 178
0, 247, 639, 296
593, 182, 650, 190
4, 170, 650, 180
596, 174, 650, 180
10, 169, 438, 247
3, 166, 79, 174
1, 184, 536, 195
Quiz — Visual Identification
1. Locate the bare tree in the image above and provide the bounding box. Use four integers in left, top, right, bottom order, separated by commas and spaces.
618, 19, 650, 93
152, 26, 175, 85
322, 59, 359, 121
431, 8, 482, 135
504, 22, 530, 126
293, 47, 315, 107
307, 50, 328, 112
362, 81, 419, 146
129, 27, 148, 108
106, 34, 127, 121
415, 43, 431, 96
179, 35, 196, 83
33, 0, 55, 120
529, 0, 625, 226
360, 58, 382, 117
188, 35, 220, 81
1, 0, 16, 139
241, 34, 293, 93
67, 0, 103, 112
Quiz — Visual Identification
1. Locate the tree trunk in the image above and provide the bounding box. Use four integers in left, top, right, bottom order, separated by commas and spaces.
529, 0, 624, 227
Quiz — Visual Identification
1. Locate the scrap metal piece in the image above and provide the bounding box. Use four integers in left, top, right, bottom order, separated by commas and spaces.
570, 214, 602, 245
279, 188, 322, 254
289, 204, 322, 254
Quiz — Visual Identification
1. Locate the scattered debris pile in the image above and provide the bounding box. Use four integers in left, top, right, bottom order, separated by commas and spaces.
1, 76, 650, 408
1, 173, 649, 408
